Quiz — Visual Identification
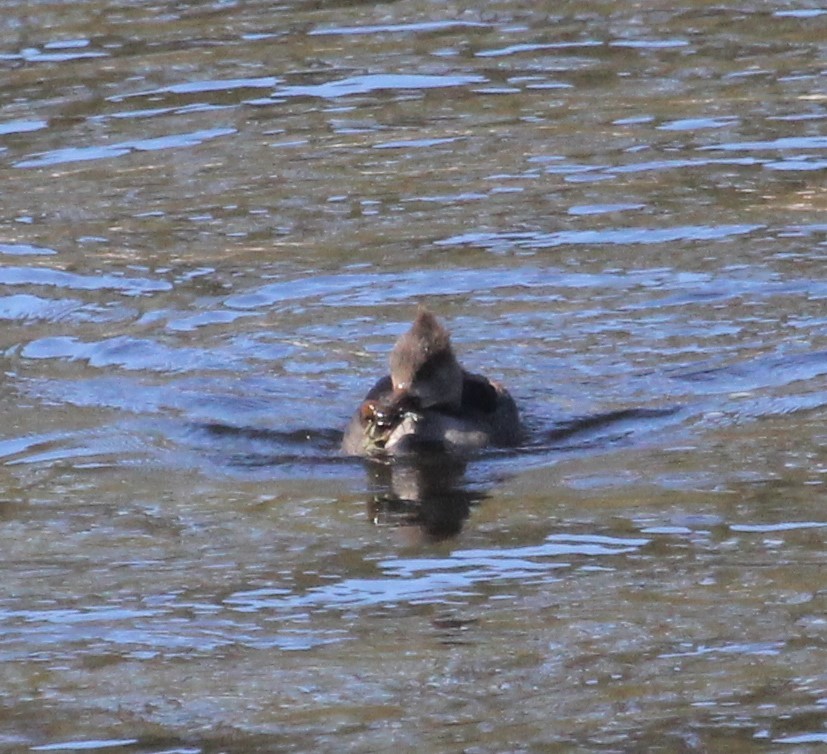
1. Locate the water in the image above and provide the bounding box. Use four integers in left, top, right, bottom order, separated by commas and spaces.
1, 1, 826, 751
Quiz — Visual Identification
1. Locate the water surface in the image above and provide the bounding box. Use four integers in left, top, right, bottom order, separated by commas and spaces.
1, 1, 826, 752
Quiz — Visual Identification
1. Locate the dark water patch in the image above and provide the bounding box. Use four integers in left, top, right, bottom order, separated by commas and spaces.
194, 421, 343, 461
538, 406, 684, 449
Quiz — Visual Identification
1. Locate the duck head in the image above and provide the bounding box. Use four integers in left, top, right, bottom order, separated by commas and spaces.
389, 308, 464, 412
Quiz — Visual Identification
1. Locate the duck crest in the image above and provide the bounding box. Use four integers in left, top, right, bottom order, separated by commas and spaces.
390, 309, 454, 388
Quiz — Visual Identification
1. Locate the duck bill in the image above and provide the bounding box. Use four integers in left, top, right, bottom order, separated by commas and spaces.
361, 390, 420, 451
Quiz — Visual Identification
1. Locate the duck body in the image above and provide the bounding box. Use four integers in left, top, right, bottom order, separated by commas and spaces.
342, 310, 522, 457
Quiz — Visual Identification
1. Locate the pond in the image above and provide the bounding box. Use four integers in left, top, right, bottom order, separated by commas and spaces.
1, 1, 826, 751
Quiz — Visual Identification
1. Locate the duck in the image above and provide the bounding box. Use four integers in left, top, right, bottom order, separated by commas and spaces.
342, 309, 522, 456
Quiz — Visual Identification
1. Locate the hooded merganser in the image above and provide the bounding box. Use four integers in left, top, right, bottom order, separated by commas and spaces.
342, 309, 522, 456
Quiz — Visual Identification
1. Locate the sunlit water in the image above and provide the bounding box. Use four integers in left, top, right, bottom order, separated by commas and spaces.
1, 1, 826, 752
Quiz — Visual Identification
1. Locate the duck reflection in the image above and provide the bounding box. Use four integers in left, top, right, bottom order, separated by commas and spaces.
362, 453, 486, 540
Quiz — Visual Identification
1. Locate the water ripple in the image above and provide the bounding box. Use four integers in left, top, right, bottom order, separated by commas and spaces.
439, 224, 763, 251
109, 76, 280, 102
0, 119, 48, 136
31, 738, 140, 752
21, 335, 242, 374
0, 293, 88, 322
702, 135, 827, 151
271, 73, 487, 100
5, 43, 107, 64
0, 266, 171, 295
0, 242, 57, 256
310, 20, 489, 36
224, 534, 649, 612
15, 127, 236, 168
